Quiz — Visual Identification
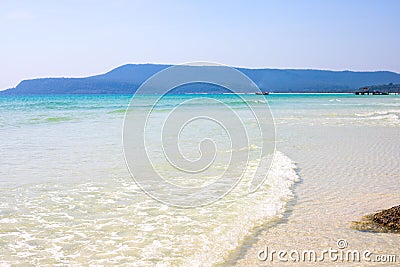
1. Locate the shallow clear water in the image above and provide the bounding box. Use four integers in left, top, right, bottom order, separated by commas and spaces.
0, 94, 399, 266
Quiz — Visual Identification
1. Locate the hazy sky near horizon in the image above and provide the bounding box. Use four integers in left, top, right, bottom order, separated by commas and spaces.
0, 0, 399, 89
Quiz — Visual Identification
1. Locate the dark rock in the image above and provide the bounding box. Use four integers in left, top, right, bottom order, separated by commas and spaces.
352, 205, 400, 233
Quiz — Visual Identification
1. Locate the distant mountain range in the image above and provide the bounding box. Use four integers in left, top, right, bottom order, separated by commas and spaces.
2, 64, 400, 94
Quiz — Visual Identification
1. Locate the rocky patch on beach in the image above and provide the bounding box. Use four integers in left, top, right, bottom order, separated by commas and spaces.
352, 205, 400, 233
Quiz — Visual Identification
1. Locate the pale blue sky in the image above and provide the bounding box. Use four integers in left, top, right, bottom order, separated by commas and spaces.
1, 0, 399, 89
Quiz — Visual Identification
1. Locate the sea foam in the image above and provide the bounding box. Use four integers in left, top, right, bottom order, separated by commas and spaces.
0, 151, 299, 266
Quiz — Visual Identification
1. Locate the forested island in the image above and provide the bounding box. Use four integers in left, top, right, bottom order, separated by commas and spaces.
2, 64, 400, 95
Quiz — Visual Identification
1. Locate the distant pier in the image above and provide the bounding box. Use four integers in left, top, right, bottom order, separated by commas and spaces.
355, 84, 400, 95
355, 91, 390, 95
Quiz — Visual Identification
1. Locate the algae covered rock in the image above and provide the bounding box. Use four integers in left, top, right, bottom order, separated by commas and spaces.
352, 205, 400, 233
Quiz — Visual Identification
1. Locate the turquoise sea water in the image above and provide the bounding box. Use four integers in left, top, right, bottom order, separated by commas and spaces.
0, 94, 399, 266
1, 93, 399, 128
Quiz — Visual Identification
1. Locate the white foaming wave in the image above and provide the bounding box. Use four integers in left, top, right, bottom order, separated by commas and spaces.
369, 114, 399, 125
184, 151, 299, 267
354, 109, 399, 117
354, 109, 400, 125
0, 152, 299, 266
381, 103, 400, 107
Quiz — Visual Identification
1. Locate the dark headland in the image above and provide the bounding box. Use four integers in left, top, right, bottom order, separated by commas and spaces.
2, 64, 400, 95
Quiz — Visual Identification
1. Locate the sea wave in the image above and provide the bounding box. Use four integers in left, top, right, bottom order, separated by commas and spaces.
185, 151, 299, 267
45, 116, 74, 122
27, 116, 75, 124
354, 109, 400, 117
0, 151, 299, 266
107, 109, 127, 114
354, 110, 399, 125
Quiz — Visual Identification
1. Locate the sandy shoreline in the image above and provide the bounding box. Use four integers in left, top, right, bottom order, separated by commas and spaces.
233, 125, 400, 266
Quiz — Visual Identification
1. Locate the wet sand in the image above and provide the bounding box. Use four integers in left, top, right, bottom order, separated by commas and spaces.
234, 125, 400, 266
